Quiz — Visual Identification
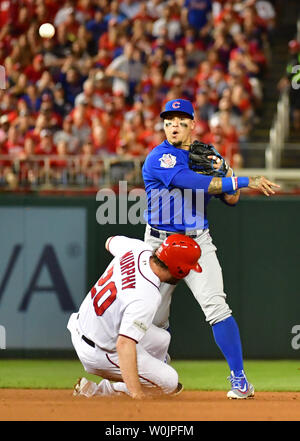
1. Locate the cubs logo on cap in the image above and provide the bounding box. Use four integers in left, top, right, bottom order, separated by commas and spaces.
172, 101, 181, 109
160, 99, 194, 119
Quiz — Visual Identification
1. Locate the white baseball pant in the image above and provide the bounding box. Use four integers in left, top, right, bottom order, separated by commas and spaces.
144, 224, 232, 328
67, 313, 178, 396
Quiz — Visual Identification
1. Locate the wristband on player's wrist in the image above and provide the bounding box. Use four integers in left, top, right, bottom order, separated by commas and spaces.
225, 168, 238, 195
222, 176, 249, 193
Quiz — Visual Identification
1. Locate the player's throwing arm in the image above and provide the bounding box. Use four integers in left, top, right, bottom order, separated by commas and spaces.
188, 140, 280, 197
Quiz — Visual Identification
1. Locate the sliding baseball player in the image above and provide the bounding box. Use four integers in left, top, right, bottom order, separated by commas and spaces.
67, 234, 202, 399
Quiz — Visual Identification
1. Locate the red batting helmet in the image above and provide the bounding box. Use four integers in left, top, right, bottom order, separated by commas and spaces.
156, 234, 202, 279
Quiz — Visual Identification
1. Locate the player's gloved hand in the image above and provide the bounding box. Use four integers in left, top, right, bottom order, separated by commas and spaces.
188, 140, 229, 177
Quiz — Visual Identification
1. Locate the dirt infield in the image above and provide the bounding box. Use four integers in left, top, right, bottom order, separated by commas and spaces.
0, 389, 300, 421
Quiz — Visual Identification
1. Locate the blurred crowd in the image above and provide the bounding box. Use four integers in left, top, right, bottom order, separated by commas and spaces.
278, 38, 300, 133
0, 0, 278, 187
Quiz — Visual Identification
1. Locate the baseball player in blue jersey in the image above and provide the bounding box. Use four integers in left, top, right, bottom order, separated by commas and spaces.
142, 98, 280, 399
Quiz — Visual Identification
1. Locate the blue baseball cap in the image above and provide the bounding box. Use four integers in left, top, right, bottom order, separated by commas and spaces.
160, 99, 194, 119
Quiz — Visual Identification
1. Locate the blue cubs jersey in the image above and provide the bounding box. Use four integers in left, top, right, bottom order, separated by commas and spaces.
142, 140, 214, 232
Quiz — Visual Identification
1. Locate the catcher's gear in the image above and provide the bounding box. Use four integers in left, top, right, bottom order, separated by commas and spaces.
188, 140, 229, 177
156, 234, 202, 279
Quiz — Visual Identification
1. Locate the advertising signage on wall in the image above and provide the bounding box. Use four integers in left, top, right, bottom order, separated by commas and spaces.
0, 207, 86, 349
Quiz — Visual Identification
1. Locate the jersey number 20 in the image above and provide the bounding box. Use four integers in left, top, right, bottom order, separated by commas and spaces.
91, 266, 117, 316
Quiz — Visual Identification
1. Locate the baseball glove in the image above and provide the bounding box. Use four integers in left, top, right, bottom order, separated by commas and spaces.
188, 140, 229, 177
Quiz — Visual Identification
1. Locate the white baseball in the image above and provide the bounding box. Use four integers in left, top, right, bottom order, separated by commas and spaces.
39, 23, 55, 39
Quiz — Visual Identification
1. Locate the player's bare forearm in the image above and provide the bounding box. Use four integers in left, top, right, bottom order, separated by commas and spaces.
207, 177, 240, 197
208, 177, 223, 194
116, 335, 145, 399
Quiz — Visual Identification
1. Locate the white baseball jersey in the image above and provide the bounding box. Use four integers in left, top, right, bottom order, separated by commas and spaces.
77, 236, 162, 352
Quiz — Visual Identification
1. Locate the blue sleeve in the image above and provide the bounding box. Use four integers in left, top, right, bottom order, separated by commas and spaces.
171, 168, 213, 193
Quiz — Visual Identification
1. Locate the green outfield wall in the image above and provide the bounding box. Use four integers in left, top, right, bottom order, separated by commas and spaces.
0, 193, 299, 359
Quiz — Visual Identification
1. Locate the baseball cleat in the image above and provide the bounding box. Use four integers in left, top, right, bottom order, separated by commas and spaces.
73, 377, 120, 397
227, 370, 255, 399
73, 377, 88, 396
73, 377, 98, 397
171, 382, 184, 396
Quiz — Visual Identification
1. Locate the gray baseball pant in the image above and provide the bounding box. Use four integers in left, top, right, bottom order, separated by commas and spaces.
144, 224, 232, 328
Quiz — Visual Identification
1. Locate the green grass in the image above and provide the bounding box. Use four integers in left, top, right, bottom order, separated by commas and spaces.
172, 360, 300, 392
0, 359, 299, 391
